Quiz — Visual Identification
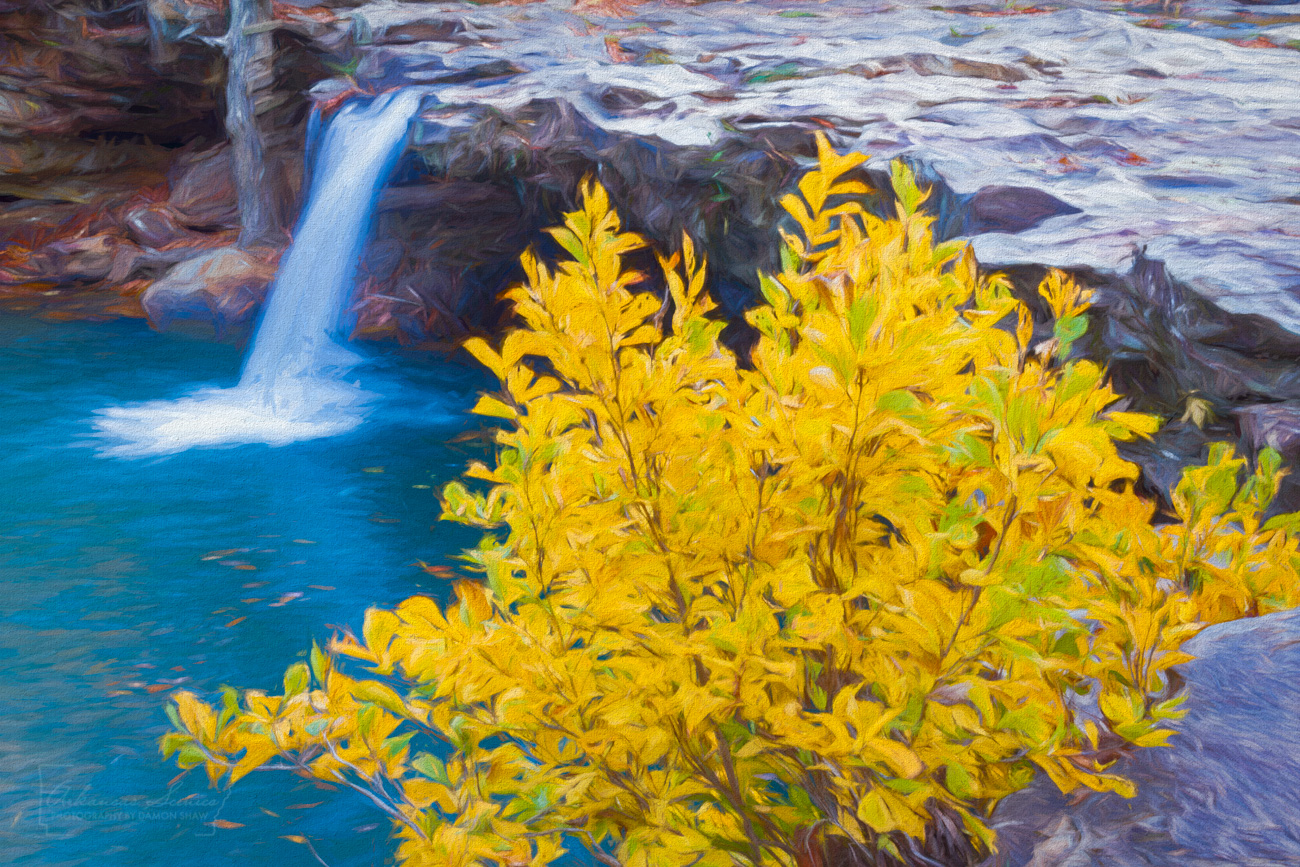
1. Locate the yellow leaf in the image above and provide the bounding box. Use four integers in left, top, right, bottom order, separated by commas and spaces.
866, 738, 924, 779
1180, 396, 1215, 430
856, 789, 897, 834
472, 394, 518, 421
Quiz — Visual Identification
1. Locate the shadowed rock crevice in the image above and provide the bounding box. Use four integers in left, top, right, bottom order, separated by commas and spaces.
996, 254, 1300, 510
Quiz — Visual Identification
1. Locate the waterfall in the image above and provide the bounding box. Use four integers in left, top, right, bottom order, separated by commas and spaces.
92, 88, 425, 458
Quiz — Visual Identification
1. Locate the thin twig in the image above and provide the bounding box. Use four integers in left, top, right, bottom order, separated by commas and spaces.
299, 836, 334, 867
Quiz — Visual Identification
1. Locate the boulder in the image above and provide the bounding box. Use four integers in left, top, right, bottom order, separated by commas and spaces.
140, 247, 277, 336
1235, 402, 1300, 463
167, 145, 239, 230
986, 609, 1300, 867
124, 203, 191, 250
36, 234, 143, 285
967, 186, 1082, 235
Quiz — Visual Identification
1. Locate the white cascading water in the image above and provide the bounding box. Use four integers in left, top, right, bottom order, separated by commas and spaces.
93, 88, 424, 458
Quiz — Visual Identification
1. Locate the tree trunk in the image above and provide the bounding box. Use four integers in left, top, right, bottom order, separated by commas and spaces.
226, 0, 285, 248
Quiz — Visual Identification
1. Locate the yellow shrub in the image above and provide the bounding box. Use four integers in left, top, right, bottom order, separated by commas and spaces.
164, 134, 1300, 867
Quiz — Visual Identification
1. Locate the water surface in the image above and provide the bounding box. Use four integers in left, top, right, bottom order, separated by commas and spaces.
0, 309, 493, 866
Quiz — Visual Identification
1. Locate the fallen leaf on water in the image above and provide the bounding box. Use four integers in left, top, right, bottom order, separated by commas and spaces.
225, 616, 247, 628
260, 808, 280, 818
281, 835, 308, 844
242, 581, 269, 588
361, 466, 384, 473
308, 585, 335, 591
269, 593, 303, 607
287, 802, 323, 810
209, 820, 244, 829
202, 548, 245, 561
106, 690, 131, 697
240, 598, 264, 605
234, 564, 257, 571
145, 684, 172, 693
292, 539, 316, 545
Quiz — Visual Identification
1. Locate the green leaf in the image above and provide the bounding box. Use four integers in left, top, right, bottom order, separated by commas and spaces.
890, 159, 926, 217
945, 763, 975, 799
217, 687, 240, 730
176, 743, 207, 770
383, 731, 416, 759
310, 641, 330, 684
283, 663, 310, 697
411, 753, 449, 783
160, 731, 192, 760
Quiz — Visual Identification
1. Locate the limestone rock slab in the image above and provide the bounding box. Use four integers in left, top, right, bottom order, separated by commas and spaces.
307, 0, 1300, 331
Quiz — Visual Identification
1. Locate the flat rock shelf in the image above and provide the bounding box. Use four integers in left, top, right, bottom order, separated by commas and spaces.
298, 0, 1300, 330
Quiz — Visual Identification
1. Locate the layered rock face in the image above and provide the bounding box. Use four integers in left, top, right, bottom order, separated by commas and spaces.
9, 1, 1300, 338
0, 0, 323, 331
0, 2, 224, 296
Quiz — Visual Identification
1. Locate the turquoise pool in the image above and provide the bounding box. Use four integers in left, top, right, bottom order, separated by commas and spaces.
0, 308, 496, 866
